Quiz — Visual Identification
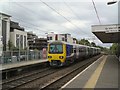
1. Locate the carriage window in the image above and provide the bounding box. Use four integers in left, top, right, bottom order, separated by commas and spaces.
49, 45, 55, 53
79, 48, 83, 52
56, 45, 63, 53
49, 44, 63, 54
50, 37, 52, 40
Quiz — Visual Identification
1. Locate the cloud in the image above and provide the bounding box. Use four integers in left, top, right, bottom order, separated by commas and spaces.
0, 1, 117, 47
0, 0, 112, 3
62, 20, 89, 29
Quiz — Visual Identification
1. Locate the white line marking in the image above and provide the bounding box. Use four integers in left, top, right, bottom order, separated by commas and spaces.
60, 55, 104, 89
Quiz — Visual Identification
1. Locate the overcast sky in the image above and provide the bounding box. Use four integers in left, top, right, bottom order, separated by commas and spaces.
0, 0, 118, 48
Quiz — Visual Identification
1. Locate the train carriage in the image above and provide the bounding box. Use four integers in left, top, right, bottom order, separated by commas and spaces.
47, 41, 100, 67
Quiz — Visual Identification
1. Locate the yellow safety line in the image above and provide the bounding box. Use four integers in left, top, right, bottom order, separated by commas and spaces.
84, 56, 107, 88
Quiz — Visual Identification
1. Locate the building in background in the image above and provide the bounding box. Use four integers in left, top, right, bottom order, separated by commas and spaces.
0, 36, 2, 57
0, 12, 11, 51
29, 38, 47, 50
10, 21, 27, 49
0, 17, 2, 56
28, 38, 47, 50
27, 31, 38, 40
61, 33, 73, 43
27, 31, 38, 50
27, 32, 47, 50
47, 33, 74, 43
0, 14, 2, 56
47, 33, 64, 42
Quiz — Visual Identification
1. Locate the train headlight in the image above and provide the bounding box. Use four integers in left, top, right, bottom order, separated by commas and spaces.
48, 56, 52, 58
59, 56, 64, 59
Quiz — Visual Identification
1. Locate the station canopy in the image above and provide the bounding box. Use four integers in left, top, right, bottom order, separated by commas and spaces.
92, 24, 120, 43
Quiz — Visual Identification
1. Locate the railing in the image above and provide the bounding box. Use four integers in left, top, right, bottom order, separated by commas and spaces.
0, 50, 47, 64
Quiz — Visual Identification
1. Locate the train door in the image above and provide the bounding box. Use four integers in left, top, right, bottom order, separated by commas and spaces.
66, 45, 71, 57
66, 44, 74, 64
76, 46, 79, 59
73, 45, 77, 59
86, 47, 89, 57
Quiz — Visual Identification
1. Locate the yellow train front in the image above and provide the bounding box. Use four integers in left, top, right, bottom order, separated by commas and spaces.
47, 41, 74, 67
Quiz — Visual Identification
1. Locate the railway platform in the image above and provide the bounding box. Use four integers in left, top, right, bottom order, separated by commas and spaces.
1, 59, 48, 71
61, 55, 119, 88
1, 59, 48, 79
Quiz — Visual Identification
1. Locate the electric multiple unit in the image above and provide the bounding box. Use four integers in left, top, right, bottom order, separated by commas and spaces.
47, 41, 101, 67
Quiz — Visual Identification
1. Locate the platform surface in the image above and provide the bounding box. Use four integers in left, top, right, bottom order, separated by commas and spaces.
0, 59, 48, 71
61, 55, 119, 88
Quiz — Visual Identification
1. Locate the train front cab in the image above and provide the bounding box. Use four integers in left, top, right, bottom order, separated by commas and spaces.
48, 43, 66, 67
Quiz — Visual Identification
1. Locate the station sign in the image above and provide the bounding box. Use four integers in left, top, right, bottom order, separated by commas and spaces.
92, 24, 120, 33
105, 24, 120, 33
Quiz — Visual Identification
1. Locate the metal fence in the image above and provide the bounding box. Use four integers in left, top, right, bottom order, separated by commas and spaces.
0, 50, 47, 64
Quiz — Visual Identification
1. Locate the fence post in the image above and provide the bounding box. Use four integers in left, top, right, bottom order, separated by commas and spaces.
11, 51, 13, 63
27, 49, 29, 61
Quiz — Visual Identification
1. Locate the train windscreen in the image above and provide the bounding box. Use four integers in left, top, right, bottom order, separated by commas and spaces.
49, 44, 63, 54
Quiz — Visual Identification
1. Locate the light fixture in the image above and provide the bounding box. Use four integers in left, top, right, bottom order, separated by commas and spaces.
107, 0, 117, 5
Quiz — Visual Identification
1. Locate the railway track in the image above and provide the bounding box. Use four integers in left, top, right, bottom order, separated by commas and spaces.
40, 56, 98, 89
2, 67, 57, 90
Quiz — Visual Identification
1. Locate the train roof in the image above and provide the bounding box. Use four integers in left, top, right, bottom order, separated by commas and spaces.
48, 40, 100, 49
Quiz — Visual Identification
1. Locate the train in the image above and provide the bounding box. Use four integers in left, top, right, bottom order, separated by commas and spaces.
47, 41, 101, 67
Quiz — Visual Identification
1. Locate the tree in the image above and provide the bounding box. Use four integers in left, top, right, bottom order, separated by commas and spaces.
8, 40, 15, 50
95, 45, 110, 54
8, 40, 22, 51
110, 43, 118, 55
73, 38, 79, 44
91, 42, 96, 47
79, 39, 91, 46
